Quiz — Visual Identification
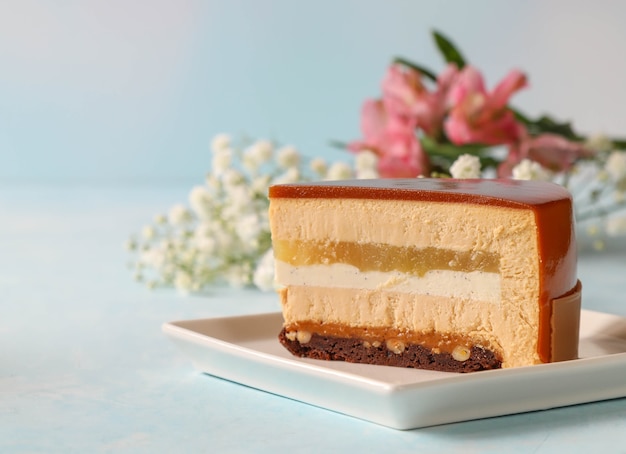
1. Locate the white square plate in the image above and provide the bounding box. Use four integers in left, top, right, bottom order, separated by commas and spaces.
163, 309, 626, 429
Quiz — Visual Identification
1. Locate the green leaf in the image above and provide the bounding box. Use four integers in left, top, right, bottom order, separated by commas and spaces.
432, 30, 466, 68
420, 136, 503, 172
610, 139, 626, 149
329, 140, 350, 149
422, 135, 486, 156
392, 57, 437, 82
511, 107, 533, 126
533, 115, 580, 140
511, 108, 586, 141
515, 112, 579, 140
477, 155, 501, 169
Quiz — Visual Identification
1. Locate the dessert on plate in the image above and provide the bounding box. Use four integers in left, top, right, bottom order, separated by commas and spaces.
269, 178, 581, 372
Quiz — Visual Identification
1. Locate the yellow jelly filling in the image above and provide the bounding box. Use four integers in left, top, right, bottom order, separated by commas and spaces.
273, 239, 499, 276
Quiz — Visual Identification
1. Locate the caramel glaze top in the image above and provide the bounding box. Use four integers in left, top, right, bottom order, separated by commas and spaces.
269, 178, 578, 363
269, 178, 570, 207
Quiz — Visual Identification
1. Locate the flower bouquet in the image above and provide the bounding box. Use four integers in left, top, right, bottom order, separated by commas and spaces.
345, 30, 626, 248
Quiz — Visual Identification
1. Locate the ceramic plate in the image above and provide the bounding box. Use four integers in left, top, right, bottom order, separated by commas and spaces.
163, 309, 626, 429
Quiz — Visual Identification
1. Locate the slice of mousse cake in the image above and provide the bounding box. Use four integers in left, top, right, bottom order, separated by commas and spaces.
268, 178, 582, 372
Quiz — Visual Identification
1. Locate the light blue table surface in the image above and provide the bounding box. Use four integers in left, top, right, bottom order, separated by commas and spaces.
2, 184, 625, 453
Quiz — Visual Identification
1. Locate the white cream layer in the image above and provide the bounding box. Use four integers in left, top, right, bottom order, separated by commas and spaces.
275, 261, 501, 304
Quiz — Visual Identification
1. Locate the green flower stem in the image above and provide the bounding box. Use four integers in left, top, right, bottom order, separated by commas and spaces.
329, 140, 349, 149
421, 137, 484, 159
392, 57, 438, 82
421, 137, 501, 171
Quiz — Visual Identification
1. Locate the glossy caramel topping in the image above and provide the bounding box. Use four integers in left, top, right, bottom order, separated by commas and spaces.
269, 178, 572, 207
274, 239, 499, 276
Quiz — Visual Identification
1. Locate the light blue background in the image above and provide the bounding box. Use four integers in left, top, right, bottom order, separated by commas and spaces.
2, 0, 626, 183
2, 3, 626, 450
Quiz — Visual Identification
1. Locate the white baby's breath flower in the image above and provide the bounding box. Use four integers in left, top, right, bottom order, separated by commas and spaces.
180, 248, 197, 266
142, 225, 156, 240
356, 168, 379, 179
174, 271, 194, 294
164, 235, 179, 248
251, 174, 272, 195
242, 154, 260, 174
160, 261, 177, 279
168, 204, 192, 225
585, 133, 612, 153
512, 159, 552, 181
606, 215, 626, 237
220, 169, 245, 188
236, 213, 262, 247
243, 140, 273, 172
272, 167, 301, 185
140, 247, 167, 270
355, 150, 378, 172
213, 227, 235, 253
253, 249, 276, 292
205, 173, 220, 191
189, 185, 211, 219
225, 185, 252, 212
211, 148, 233, 175
450, 154, 481, 179
605, 151, 626, 182
325, 162, 353, 180
309, 157, 328, 176
276, 145, 301, 169
225, 263, 252, 288
125, 238, 137, 251
154, 214, 167, 225
210, 133, 231, 153
194, 222, 217, 253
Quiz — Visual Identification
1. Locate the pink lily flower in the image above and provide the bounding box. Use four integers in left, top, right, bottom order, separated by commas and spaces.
348, 99, 430, 177
382, 63, 458, 137
445, 66, 527, 146
498, 133, 593, 177
347, 99, 389, 153
526, 133, 594, 170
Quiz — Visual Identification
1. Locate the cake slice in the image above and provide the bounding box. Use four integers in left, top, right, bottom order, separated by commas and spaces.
269, 178, 581, 372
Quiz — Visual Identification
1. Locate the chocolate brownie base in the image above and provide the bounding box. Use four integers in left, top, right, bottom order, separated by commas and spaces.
279, 328, 501, 373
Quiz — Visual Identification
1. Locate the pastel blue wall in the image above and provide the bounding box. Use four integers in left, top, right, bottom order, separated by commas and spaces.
2, 0, 625, 183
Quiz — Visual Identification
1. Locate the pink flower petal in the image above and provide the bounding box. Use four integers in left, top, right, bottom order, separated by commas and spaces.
490, 69, 527, 111
444, 66, 526, 146
447, 66, 486, 106
359, 99, 388, 149
527, 133, 592, 171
